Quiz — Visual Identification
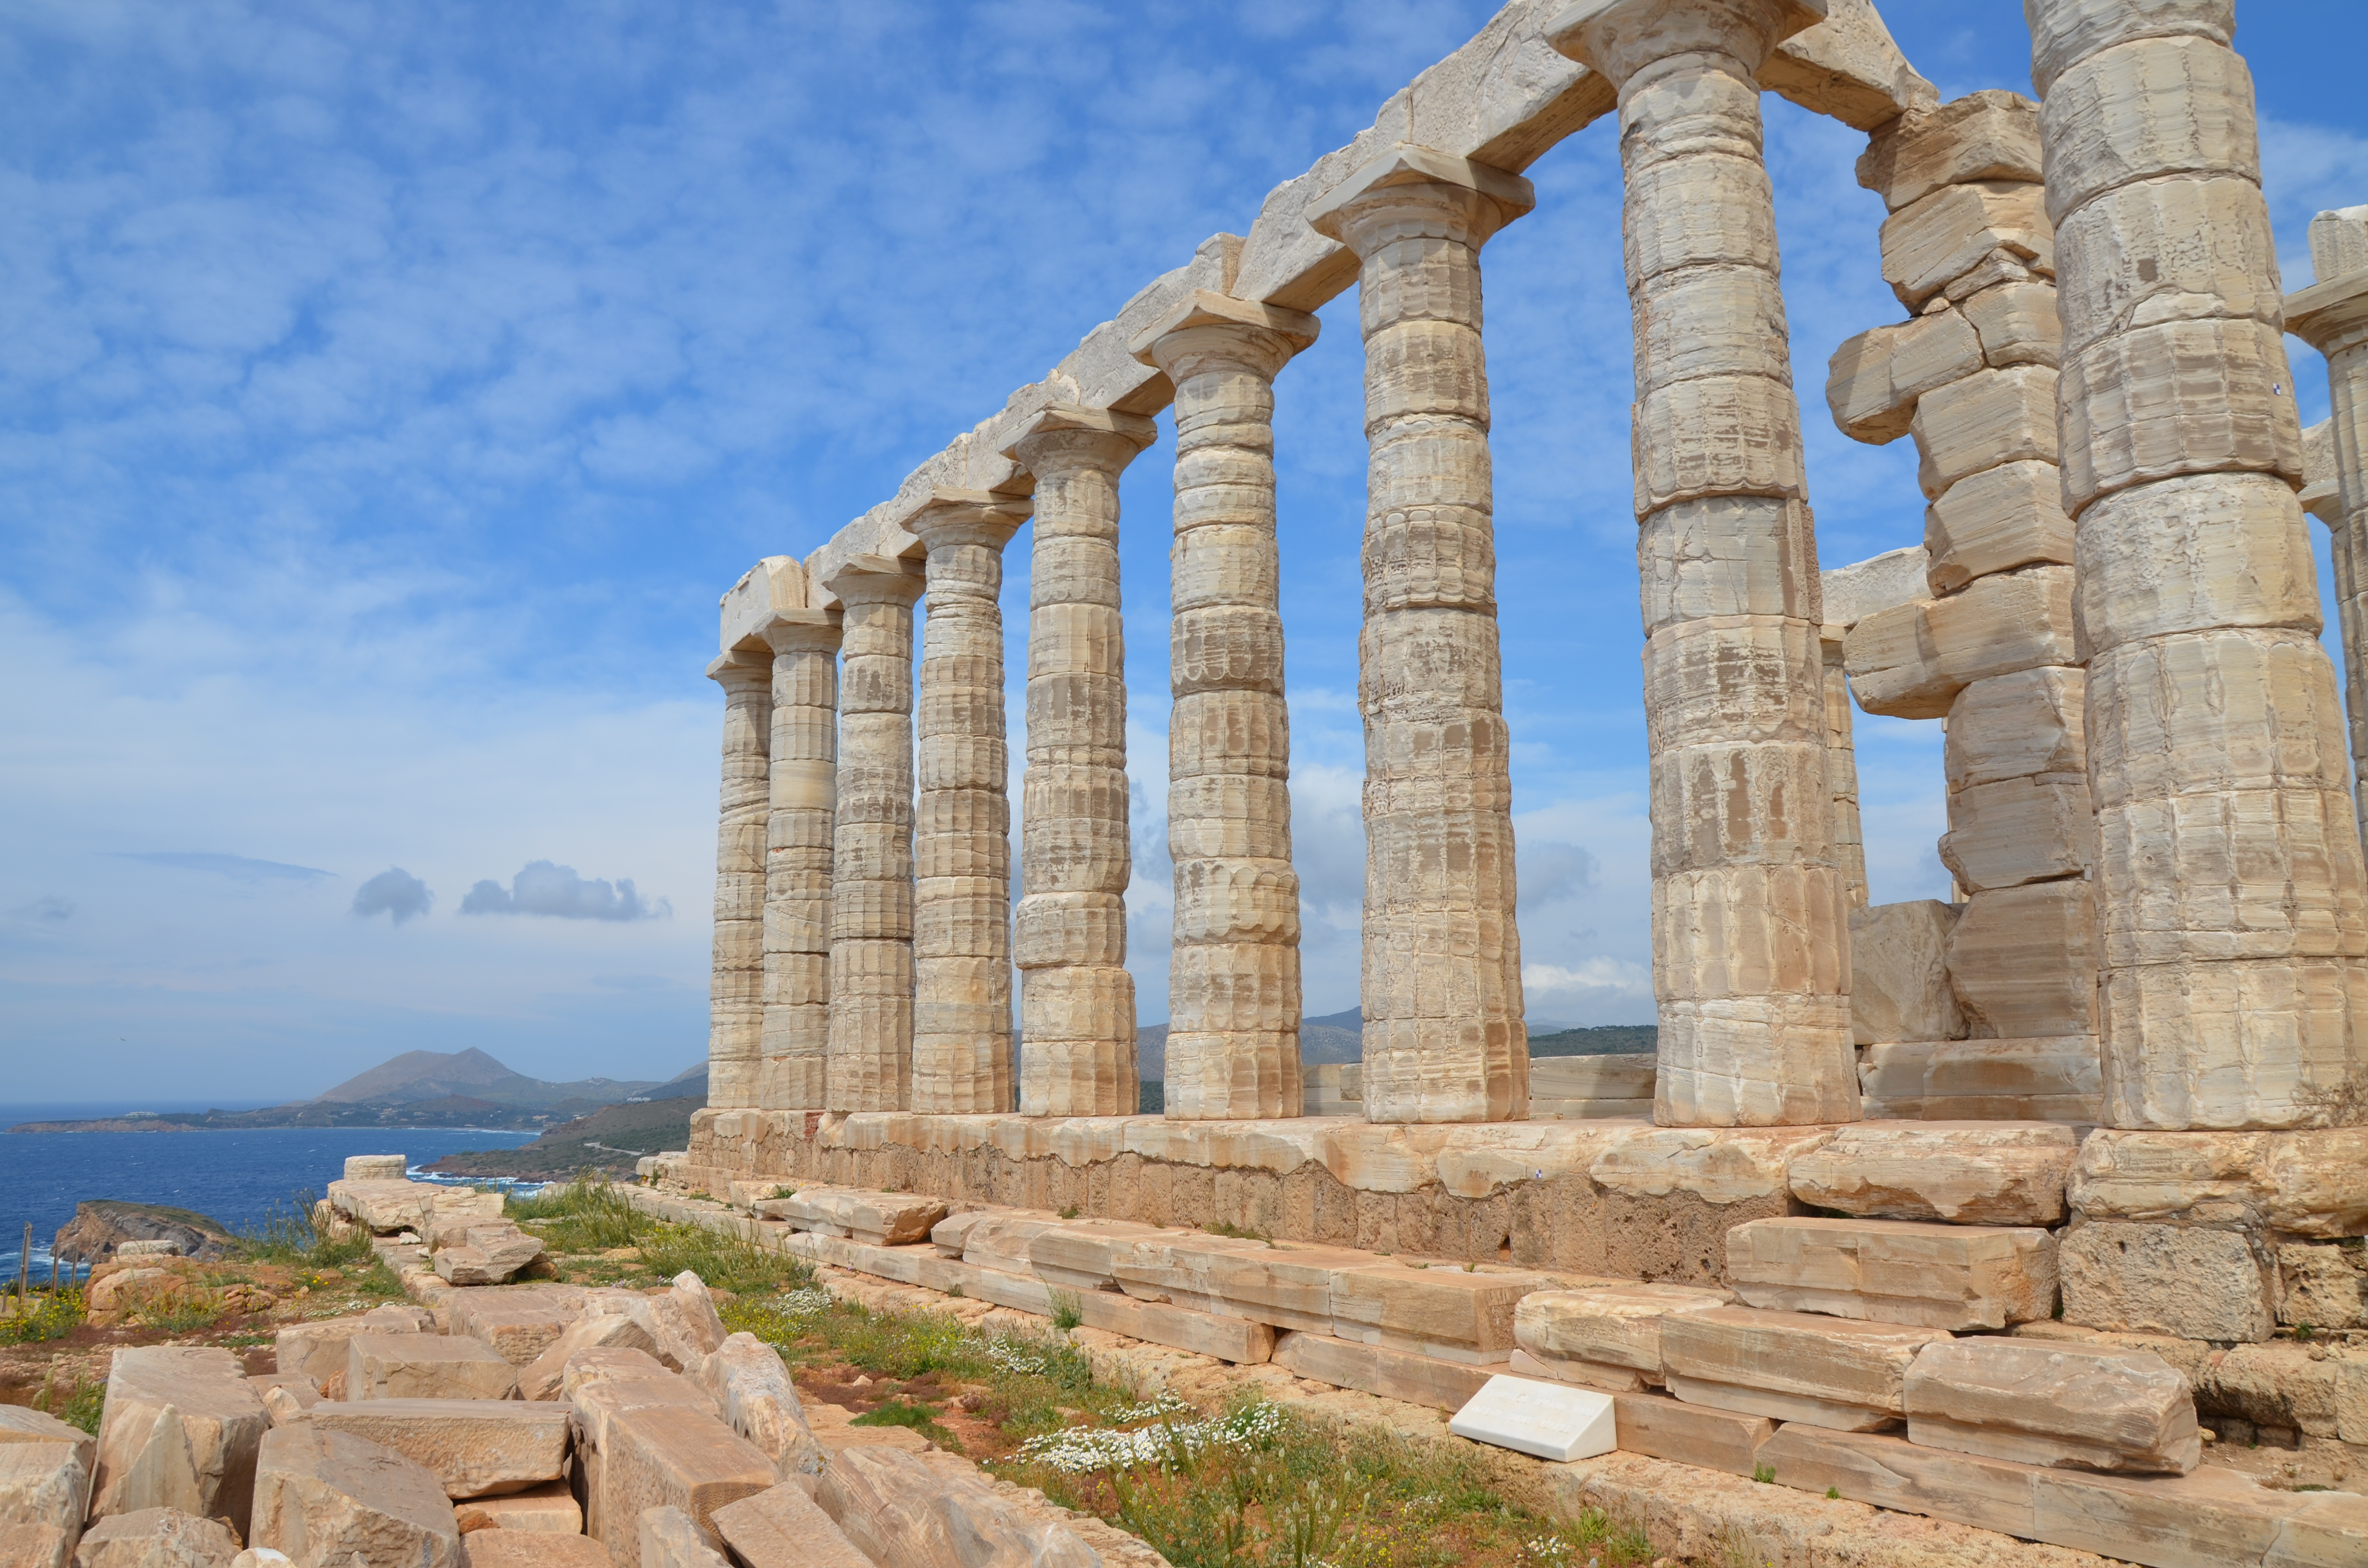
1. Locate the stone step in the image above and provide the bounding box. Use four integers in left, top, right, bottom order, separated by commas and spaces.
1270, 1330, 1492, 1410
1659, 1305, 1953, 1431
1902, 1338, 2201, 1475
1724, 1215, 2058, 1331
1511, 1284, 1732, 1390
750, 1187, 947, 1246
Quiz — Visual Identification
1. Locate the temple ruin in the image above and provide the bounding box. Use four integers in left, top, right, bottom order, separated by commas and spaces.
658, 1, 2368, 1559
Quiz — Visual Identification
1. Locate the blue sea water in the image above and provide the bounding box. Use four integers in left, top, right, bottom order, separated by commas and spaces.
0, 1106, 539, 1281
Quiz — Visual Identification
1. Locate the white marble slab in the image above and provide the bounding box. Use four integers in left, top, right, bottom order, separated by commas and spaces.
1446, 1373, 1617, 1462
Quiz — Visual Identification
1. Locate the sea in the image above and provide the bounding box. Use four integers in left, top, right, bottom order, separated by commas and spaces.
0, 1101, 541, 1283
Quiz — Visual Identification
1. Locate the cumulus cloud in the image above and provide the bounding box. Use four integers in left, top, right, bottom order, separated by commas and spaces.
351, 868, 432, 925
120, 852, 333, 882
1522, 957, 1653, 1004
461, 861, 668, 921
14, 895, 74, 922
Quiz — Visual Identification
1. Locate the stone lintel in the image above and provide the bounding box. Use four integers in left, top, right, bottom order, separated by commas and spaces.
705, 649, 770, 685
1304, 142, 1536, 242
718, 554, 806, 654
997, 403, 1160, 460
821, 553, 925, 605
755, 607, 841, 655
1126, 290, 1320, 365
2286, 269, 2368, 354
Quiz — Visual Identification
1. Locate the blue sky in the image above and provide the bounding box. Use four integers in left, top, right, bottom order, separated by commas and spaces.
5, 1, 2365, 1102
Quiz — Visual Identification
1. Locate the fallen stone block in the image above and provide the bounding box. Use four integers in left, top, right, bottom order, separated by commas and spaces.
2, 1526, 71, 1568
1857, 1036, 2102, 1124
561, 1348, 678, 1403
345, 1155, 409, 1182
634, 1507, 726, 1568
1726, 1216, 2057, 1331
2060, 1222, 2276, 1343
1608, 1390, 1772, 1478
453, 1479, 581, 1534
1843, 566, 2077, 720
1924, 459, 2075, 594
520, 1312, 667, 1401
815, 1446, 1100, 1568
597, 1403, 775, 1568
1327, 1262, 1547, 1364
328, 1179, 436, 1235
91, 1346, 269, 1537
255, 1377, 320, 1430
0, 1441, 89, 1549
1847, 900, 1961, 1045
1270, 1331, 1492, 1411
696, 1334, 823, 1479
1661, 1307, 1952, 1431
436, 1226, 549, 1287
350, 1334, 523, 1402
1447, 1374, 1615, 1462
1512, 1285, 1730, 1384
666, 1274, 728, 1361
308, 1399, 568, 1499
1946, 881, 2099, 1040
1787, 1122, 2075, 1225
250, 1423, 461, 1568
1904, 1337, 2200, 1474
712, 1480, 872, 1568
70, 1507, 240, 1568
460, 1533, 614, 1568
0, 1405, 95, 1472
567, 1374, 722, 1545
451, 1288, 589, 1367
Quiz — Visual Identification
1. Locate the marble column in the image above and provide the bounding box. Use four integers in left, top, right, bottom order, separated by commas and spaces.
2290, 207, 2368, 867
1553, 0, 1859, 1127
2032, 0, 2367, 1128
1820, 634, 1868, 911
822, 556, 925, 1114
1006, 406, 1158, 1117
909, 492, 1030, 1115
1307, 146, 1534, 1125
705, 651, 772, 1111
1135, 291, 1320, 1119
757, 611, 841, 1112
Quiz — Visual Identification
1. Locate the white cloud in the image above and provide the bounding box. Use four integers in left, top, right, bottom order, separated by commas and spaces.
351, 867, 432, 924
461, 861, 668, 922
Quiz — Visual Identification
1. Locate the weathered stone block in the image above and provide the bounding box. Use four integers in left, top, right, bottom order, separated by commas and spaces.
70, 1508, 239, 1568
1112, 1234, 1345, 1334
1881, 180, 2052, 309
1752, 1422, 2039, 1537
815, 1446, 1102, 1568
1825, 309, 1984, 444
597, 1405, 775, 1568
1847, 900, 1962, 1044
307, 1400, 568, 1500
1660, 1307, 1952, 1430
1857, 89, 2042, 211
1512, 1286, 1730, 1381
453, 1479, 582, 1534
1328, 1262, 1547, 1363
1608, 1389, 1772, 1476
695, 1334, 823, 1479
1924, 459, 2074, 595
1789, 1122, 2075, 1225
711, 1474, 872, 1568
1025, 1218, 1168, 1291
0, 1442, 88, 1556
636, 1504, 726, 1568
2277, 1243, 2367, 1331
276, 1307, 434, 1388
345, 1155, 408, 1182
435, 1226, 548, 1287
1843, 566, 2076, 720
1946, 667, 2084, 790
520, 1312, 667, 1402
2069, 1128, 2368, 1237
1903, 1338, 2200, 1473
1912, 364, 2060, 498
1270, 1331, 1492, 1411
1947, 882, 2099, 1039
451, 1289, 589, 1368
348, 1335, 522, 1402
2074, 472, 2321, 656
1726, 1216, 2058, 1331
91, 1347, 268, 1537
460, 1533, 615, 1568
1938, 776, 2094, 891
250, 1423, 461, 1568
2059, 315, 2304, 514
2059, 1221, 2275, 1342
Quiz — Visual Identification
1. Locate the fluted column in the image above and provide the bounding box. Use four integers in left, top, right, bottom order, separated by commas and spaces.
2291, 207, 2368, 865
1005, 406, 1158, 1117
757, 612, 841, 1112
909, 492, 1030, 1115
2031, 0, 2367, 1127
1134, 292, 1320, 1120
823, 556, 925, 1114
1307, 147, 1534, 1125
705, 652, 772, 1111
1553, 0, 1859, 1127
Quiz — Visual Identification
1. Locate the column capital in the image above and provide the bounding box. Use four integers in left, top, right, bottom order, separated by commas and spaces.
1546, 0, 1825, 85
1305, 144, 1535, 253
908, 488, 1032, 554
1129, 290, 1319, 374
756, 607, 843, 656
1003, 404, 1159, 479
823, 553, 926, 607
705, 649, 772, 688
2289, 270, 2368, 358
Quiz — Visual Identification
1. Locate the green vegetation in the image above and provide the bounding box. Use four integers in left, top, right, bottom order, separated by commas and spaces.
1752, 1462, 1776, 1485
1527, 1025, 1657, 1058
507, 1175, 646, 1252
509, 1176, 808, 1293
0, 1289, 84, 1346
1201, 1221, 1273, 1245
720, 1289, 1650, 1568
33, 1375, 104, 1435
1048, 1289, 1085, 1333
235, 1190, 381, 1271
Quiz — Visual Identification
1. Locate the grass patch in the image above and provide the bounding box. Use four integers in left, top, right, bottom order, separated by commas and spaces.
851, 1397, 963, 1450
636, 1223, 811, 1295
1201, 1221, 1272, 1245
234, 1191, 381, 1272
0, 1289, 84, 1346
33, 1375, 104, 1435
508, 1175, 646, 1253
515, 1176, 810, 1293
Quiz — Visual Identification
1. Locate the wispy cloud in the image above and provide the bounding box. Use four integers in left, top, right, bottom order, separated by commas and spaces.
118, 851, 333, 882
461, 861, 668, 922
13, 895, 74, 923
351, 867, 432, 924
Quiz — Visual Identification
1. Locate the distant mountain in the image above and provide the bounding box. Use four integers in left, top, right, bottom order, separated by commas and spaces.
1134, 1008, 1635, 1079
312, 1047, 660, 1110
631, 1063, 708, 1102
